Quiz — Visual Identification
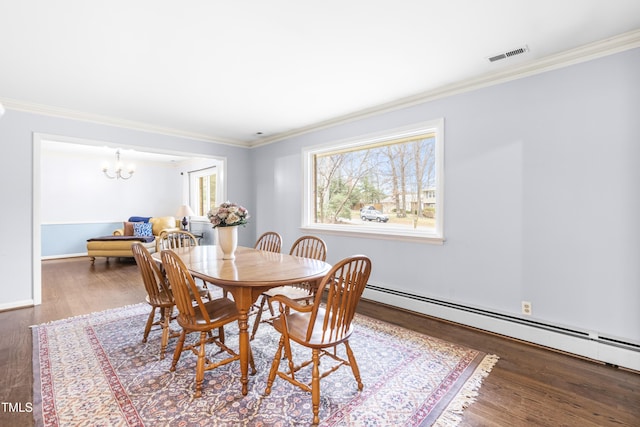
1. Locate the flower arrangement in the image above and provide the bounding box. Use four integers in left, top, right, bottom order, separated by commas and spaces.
207, 202, 250, 228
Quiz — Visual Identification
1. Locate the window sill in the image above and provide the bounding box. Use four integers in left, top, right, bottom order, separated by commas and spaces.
300, 224, 444, 244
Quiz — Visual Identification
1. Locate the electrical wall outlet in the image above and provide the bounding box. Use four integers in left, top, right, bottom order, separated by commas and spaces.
521, 301, 532, 315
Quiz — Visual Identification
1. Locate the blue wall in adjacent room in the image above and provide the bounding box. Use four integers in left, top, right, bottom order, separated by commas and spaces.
41, 222, 121, 257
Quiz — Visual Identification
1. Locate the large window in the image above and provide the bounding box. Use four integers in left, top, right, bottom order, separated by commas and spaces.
303, 119, 444, 242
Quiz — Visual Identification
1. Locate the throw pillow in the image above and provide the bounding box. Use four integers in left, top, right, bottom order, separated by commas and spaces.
123, 221, 136, 236
133, 222, 153, 237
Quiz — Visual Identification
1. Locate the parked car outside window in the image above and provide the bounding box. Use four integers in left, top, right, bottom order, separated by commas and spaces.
360, 208, 389, 222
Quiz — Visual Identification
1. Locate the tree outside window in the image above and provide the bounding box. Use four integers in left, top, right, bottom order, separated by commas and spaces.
304, 119, 443, 242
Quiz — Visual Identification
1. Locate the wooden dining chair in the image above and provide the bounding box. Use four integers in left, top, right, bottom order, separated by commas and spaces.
254, 231, 282, 253
250, 235, 327, 340
157, 230, 214, 296
161, 249, 255, 398
131, 242, 178, 360
264, 255, 372, 425
156, 230, 199, 251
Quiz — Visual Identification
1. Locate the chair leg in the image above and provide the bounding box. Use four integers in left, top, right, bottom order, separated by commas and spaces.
311, 348, 321, 425
265, 335, 285, 395
159, 306, 171, 359
282, 332, 295, 379
142, 307, 157, 343
194, 331, 207, 398
249, 344, 257, 375
250, 295, 267, 341
344, 341, 363, 390
170, 330, 187, 372
266, 296, 276, 317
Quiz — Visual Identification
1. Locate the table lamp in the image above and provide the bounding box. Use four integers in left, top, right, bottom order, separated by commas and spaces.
176, 205, 195, 230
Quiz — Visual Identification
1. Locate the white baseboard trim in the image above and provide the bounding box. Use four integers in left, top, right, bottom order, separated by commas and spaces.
42, 252, 87, 260
362, 287, 640, 372
0, 299, 34, 311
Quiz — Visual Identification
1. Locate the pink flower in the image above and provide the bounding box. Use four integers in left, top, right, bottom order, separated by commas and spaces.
207, 202, 249, 228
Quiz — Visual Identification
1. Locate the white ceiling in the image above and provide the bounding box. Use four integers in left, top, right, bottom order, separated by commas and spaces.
1, 1, 640, 147
41, 139, 191, 163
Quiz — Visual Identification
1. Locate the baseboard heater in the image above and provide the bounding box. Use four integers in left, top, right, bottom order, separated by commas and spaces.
363, 284, 640, 371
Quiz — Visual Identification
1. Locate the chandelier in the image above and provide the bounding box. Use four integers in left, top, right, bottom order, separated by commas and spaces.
102, 149, 135, 180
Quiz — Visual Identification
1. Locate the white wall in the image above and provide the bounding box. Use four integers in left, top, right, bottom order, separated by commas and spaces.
251, 48, 640, 347
0, 111, 252, 309
40, 145, 182, 223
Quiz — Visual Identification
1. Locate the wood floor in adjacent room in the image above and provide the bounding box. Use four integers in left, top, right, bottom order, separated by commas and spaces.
1, 257, 638, 426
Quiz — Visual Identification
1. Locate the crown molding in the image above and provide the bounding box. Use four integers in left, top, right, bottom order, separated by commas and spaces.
2, 29, 638, 149
0, 98, 251, 148
252, 29, 640, 148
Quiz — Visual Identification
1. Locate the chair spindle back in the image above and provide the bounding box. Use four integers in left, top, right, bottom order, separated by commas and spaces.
161, 250, 211, 326
289, 235, 327, 261
132, 243, 171, 305
157, 230, 199, 251
307, 255, 371, 343
254, 231, 282, 253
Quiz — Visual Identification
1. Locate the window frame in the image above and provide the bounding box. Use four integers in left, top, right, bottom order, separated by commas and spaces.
189, 163, 225, 218
301, 119, 445, 244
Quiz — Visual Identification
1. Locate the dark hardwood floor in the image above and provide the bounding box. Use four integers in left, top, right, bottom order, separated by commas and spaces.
1, 257, 638, 426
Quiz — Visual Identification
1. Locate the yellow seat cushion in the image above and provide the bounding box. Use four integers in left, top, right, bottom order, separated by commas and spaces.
87, 238, 156, 262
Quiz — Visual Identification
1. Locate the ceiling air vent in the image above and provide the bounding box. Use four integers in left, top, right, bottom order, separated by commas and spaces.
488, 45, 529, 63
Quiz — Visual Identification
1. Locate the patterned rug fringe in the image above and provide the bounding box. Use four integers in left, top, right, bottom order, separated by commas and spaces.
433, 353, 500, 427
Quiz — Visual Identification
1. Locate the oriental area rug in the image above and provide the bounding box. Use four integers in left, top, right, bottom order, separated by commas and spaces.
32, 303, 498, 426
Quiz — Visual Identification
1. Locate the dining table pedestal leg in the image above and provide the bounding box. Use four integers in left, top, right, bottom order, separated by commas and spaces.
229, 287, 256, 396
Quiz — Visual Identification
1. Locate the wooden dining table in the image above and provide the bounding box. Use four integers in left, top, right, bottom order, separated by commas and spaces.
152, 244, 332, 395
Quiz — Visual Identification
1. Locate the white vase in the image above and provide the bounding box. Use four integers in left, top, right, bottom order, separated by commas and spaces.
217, 226, 238, 260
